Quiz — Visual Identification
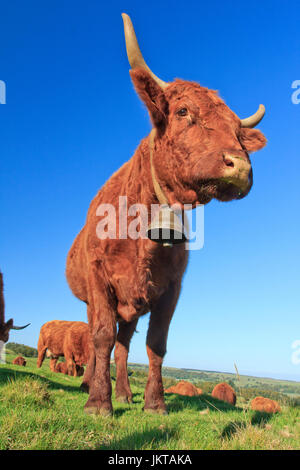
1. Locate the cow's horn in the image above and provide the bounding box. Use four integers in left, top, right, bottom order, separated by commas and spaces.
122, 13, 168, 90
11, 323, 30, 330
240, 104, 265, 128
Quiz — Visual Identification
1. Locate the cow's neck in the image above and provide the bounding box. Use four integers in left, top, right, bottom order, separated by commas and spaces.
122, 134, 168, 209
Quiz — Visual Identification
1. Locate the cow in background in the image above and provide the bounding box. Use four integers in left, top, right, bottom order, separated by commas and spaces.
53, 361, 68, 374
37, 320, 92, 378
12, 356, 26, 366
0, 272, 30, 343
54, 361, 84, 377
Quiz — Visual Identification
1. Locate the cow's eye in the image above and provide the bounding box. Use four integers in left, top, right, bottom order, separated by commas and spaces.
176, 108, 188, 116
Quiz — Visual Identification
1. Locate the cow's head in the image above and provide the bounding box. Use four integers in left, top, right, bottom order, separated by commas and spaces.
0, 272, 30, 343
122, 14, 266, 207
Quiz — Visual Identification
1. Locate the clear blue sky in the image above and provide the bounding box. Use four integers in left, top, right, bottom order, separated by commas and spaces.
1, 0, 299, 381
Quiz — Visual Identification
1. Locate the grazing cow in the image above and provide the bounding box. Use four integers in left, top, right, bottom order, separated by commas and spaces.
0, 272, 30, 344
37, 320, 91, 377
12, 356, 26, 366
66, 14, 266, 416
54, 361, 68, 374
165, 381, 201, 397
54, 361, 84, 376
251, 396, 281, 413
212, 382, 236, 405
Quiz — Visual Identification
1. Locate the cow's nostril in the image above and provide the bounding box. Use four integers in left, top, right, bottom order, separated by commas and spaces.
223, 155, 234, 167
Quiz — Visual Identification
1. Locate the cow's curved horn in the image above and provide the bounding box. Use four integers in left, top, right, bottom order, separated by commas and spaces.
11, 323, 30, 330
122, 13, 168, 90
240, 104, 265, 128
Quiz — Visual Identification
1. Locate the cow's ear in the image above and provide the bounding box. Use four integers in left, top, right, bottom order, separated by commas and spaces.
5, 319, 13, 330
130, 68, 168, 131
240, 128, 267, 153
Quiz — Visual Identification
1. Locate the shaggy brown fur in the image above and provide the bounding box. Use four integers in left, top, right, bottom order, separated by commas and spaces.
212, 382, 236, 405
66, 23, 266, 416
37, 320, 92, 378
251, 396, 281, 413
165, 380, 201, 397
12, 356, 26, 366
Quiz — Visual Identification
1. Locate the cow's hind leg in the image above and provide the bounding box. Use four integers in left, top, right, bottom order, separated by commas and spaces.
50, 358, 58, 372
66, 359, 76, 376
37, 337, 47, 368
84, 263, 117, 416
144, 281, 180, 414
114, 319, 137, 403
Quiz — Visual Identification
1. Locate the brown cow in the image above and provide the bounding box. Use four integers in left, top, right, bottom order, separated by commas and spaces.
66, 14, 266, 416
54, 361, 68, 374
251, 396, 281, 413
54, 361, 84, 376
12, 356, 26, 366
0, 272, 30, 343
212, 382, 236, 405
37, 320, 92, 378
165, 381, 201, 397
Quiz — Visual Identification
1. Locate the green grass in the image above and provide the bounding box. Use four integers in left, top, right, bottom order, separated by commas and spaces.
0, 354, 299, 450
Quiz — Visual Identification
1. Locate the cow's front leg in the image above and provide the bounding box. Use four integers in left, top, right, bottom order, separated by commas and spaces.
84, 265, 117, 416
144, 281, 180, 414
84, 322, 116, 415
114, 319, 138, 403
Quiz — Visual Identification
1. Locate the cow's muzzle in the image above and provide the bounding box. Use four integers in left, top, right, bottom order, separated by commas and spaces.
221, 153, 252, 191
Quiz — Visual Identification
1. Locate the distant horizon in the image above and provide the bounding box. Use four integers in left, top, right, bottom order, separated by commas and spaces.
130, 362, 300, 384
5, 340, 300, 384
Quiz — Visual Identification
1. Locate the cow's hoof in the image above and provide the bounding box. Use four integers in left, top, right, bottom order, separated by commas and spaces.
98, 408, 113, 417
84, 405, 113, 417
116, 395, 132, 404
84, 406, 98, 416
144, 407, 168, 415
80, 382, 89, 393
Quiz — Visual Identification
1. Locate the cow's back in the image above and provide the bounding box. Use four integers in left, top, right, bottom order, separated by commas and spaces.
39, 320, 74, 356
66, 227, 89, 303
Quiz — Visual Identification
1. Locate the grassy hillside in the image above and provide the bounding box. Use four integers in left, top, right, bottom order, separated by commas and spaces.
0, 353, 299, 450
129, 363, 300, 397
